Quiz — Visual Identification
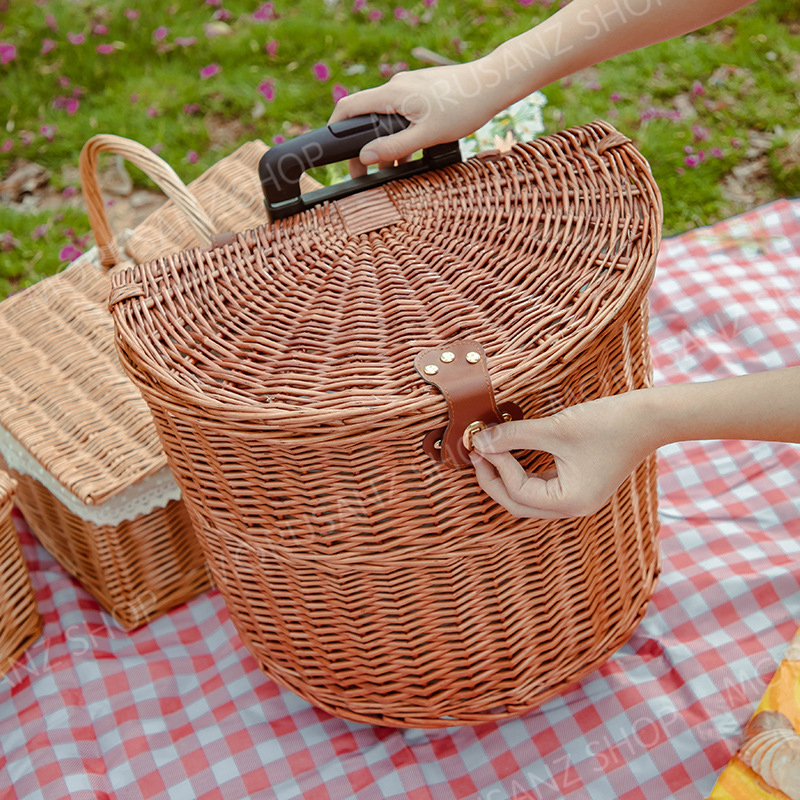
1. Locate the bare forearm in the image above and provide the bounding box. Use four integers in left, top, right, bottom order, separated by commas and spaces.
480, 0, 756, 111
638, 368, 800, 448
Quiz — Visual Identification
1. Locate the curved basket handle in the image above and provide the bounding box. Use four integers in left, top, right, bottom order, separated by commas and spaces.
80, 134, 217, 269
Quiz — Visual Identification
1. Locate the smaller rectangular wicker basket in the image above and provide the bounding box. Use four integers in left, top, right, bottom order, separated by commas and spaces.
0, 137, 321, 629
0, 471, 42, 679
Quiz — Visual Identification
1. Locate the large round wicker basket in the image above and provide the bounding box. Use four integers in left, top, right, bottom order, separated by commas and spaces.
110, 120, 662, 727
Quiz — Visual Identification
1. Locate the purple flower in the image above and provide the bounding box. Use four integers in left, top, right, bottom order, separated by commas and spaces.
692, 124, 710, 142
272, 134, 285, 144
367, 9, 383, 20
683, 145, 693, 154
394, 6, 408, 19
332, 83, 348, 102
67, 32, 85, 45
213, 8, 232, 20
59, 245, 83, 262
96, 43, 115, 55
352, 0, 367, 10
186, 150, 199, 164
1, 233, 19, 252
62, 185, 77, 199
124, 8, 140, 20
312, 61, 330, 81
265, 39, 278, 57
45, 13, 58, 31
518, 0, 535, 5
258, 79, 275, 102
0, 42, 17, 64
730, 137, 741, 149
696, 149, 706, 162
684, 155, 699, 168
39, 124, 57, 141
709, 146, 724, 159
207, 0, 222, 5
92, 24, 109, 35
175, 36, 196, 46
130, 92, 139, 103
153, 26, 169, 42
609, 92, 621, 103
253, 1, 277, 20
200, 63, 221, 79
146, 106, 159, 118
59, 76, 70, 88
41, 38, 57, 55
690, 80, 704, 97
379, 61, 408, 78
19, 130, 34, 145
32, 224, 49, 239
52, 95, 79, 114
0, 139, 12, 153
423, 0, 437, 5
183, 103, 201, 115
675, 167, 686, 176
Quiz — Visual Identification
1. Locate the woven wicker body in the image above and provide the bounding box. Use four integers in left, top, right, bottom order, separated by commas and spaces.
0, 463, 204, 629
0, 139, 300, 629
111, 121, 663, 725
0, 472, 42, 678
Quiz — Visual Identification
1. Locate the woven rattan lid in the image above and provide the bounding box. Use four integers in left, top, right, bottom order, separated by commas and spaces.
0, 141, 271, 505
111, 121, 662, 436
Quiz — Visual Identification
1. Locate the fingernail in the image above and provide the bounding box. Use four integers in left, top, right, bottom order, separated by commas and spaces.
361, 148, 378, 164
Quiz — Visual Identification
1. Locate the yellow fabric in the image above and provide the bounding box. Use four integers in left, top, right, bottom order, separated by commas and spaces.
708, 629, 800, 800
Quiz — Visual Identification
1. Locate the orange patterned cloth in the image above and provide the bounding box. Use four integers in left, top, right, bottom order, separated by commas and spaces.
709, 628, 800, 800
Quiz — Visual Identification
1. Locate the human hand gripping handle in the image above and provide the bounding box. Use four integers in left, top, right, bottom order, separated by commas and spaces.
328, 63, 507, 177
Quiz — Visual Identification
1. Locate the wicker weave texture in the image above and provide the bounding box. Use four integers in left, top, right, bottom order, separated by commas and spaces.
111, 121, 663, 725
0, 139, 304, 627
0, 459, 207, 630
0, 472, 42, 678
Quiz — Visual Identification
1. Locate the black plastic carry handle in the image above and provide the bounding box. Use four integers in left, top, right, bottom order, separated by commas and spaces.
259, 113, 461, 220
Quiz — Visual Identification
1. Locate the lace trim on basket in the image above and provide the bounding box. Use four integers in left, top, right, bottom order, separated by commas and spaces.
0, 417, 182, 527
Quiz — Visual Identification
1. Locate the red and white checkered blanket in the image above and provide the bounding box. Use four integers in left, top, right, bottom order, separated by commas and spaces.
2, 198, 799, 800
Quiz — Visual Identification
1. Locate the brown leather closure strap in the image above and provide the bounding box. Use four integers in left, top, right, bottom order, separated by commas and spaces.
415, 341, 522, 468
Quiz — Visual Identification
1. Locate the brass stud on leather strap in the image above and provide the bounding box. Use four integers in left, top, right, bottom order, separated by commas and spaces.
415, 340, 523, 467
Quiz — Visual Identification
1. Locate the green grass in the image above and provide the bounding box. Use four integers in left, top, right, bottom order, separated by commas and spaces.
0, 0, 798, 297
